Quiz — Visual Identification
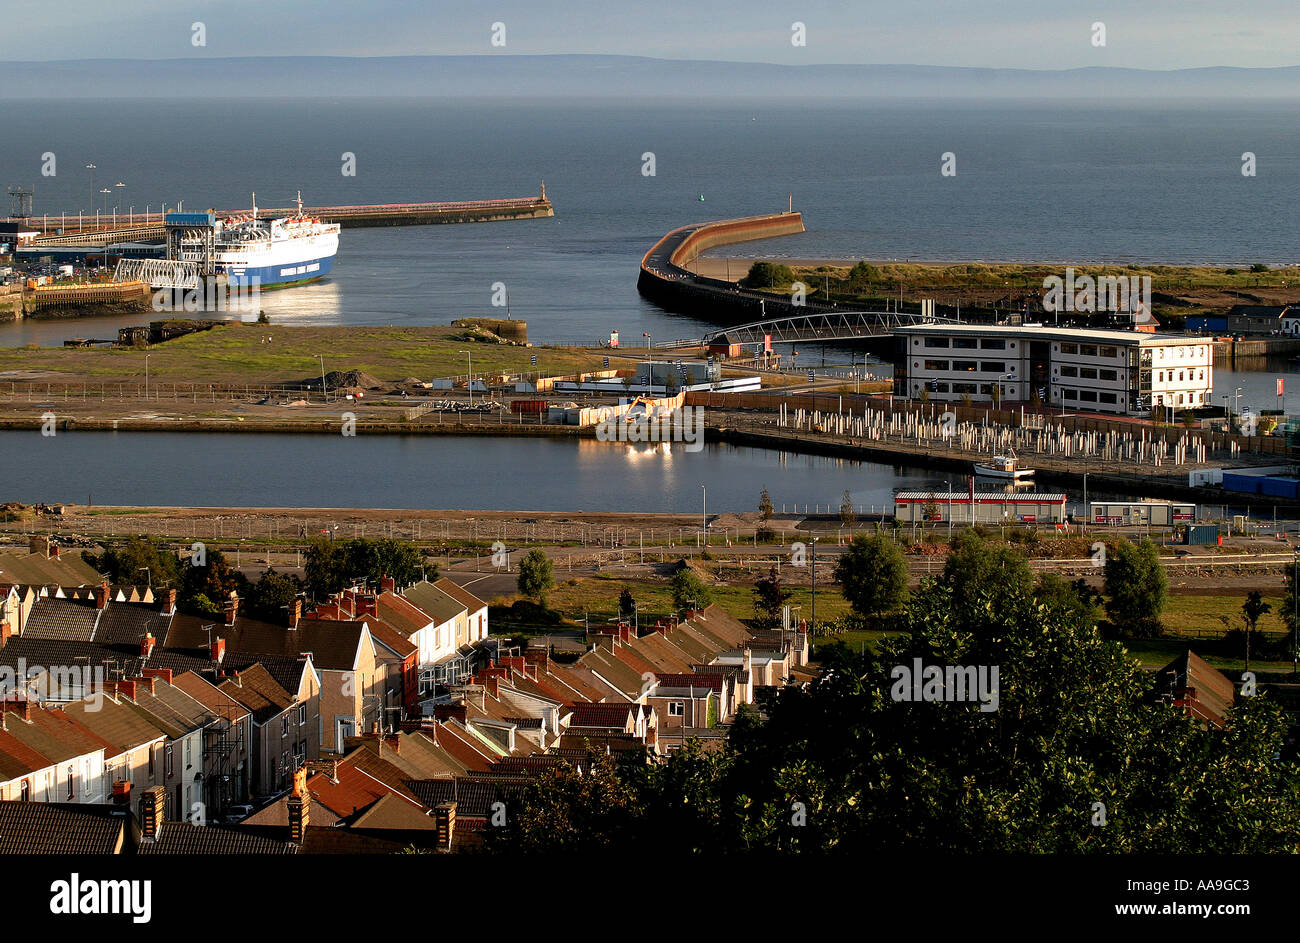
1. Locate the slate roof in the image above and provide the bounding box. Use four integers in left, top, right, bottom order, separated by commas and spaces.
0, 801, 127, 854
0, 552, 100, 588
22, 597, 101, 642
433, 578, 487, 613
94, 602, 172, 647
377, 592, 434, 637
368, 619, 418, 659
171, 672, 250, 721
569, 702, 640, 729
62, 696, 167, 755
137, 821, 297, 854
167, 612, 365, 672
218, 663, 294, 724
401, 582, 466, 626
405, 776, 529, 818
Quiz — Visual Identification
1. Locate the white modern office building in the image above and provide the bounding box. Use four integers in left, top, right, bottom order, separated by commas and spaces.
892, 325, 1213, 416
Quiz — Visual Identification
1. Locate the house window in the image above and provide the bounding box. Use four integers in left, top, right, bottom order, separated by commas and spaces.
668, 702, 684, 716
148, 748, 155, 777
297, 705, 306, 726
923, 360, 949, 371
165, 745, 174, 778
923, 337, 950, 348
282, 716, 290, 739
185, 739, 192, 768
20, 780, 29, 801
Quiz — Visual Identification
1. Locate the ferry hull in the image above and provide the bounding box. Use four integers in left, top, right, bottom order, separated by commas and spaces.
225, 255, 333, 288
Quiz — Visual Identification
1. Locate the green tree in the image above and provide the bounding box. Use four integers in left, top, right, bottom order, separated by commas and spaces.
517, 548, 555, 606
1103, 538, 1168, 637
304, 537, 429, 600
941, 530, 1034, 625
244, 567, 303, 623
618, 588, 636, 621
752, 566, 791, 629
86, 536, 182, 590
489, 576, 1300, 853
848, 261, 881, 283
839, 490, 856, 527
833, 533, 908, 620
671, 568, 712, 610
758, 486, 774, 521
1034, 573, 1102, 630
180, 548, 245, 616
742, 261, 796, 289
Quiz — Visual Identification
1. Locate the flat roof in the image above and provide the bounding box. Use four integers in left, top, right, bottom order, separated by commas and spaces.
896, 324, 1204, 346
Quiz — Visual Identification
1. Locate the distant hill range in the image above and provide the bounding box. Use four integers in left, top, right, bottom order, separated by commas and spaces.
2, 55, 1299, 99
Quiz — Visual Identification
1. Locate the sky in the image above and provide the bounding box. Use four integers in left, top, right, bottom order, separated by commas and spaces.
4, 0, 1299, 70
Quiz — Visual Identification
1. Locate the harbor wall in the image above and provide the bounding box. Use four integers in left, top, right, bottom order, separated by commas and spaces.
637, 212, 824, 324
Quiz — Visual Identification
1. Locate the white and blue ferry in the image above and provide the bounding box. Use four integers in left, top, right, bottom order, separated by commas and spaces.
169, 193, 339, 289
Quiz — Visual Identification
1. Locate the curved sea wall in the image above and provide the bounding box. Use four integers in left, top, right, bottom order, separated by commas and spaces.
637, 212, 833, 325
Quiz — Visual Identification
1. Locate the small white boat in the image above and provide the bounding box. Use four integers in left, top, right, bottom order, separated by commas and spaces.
974, 450, 1035, 481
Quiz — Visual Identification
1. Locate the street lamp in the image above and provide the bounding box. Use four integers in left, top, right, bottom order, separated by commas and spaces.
700, 484, 706, 545
315, 354, 327, 402
85, 163, 95, 216
138, 566, 151, 589
144, 352, 151, 400
99, 188, 111, 213
459, 349, 473, 406
114, 182, 125, 212
810, 536, 820, 634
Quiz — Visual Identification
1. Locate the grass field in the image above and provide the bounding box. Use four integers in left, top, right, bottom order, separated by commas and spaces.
0, 323, 622, 386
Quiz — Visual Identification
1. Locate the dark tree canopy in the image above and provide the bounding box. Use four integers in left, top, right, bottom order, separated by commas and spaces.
304, 537, 428, 600
834, 533, 908, 619
517, 548, 555, 604
1103, 538, 1168, 636
752, 567, 792, 629
485, 574, 1300, 854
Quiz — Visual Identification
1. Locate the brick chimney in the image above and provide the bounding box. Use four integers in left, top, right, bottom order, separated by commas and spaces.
138, 786, 165, 842
380, 575, 395, 594
356, 594, 377, 619
28, 535, 50, 559
160, 589, 177, 616
524, 649, 550, 675
287, 766, 310, 844
111, 779, 132, 806
433, 801, 456, 851
288, 598, 302, 630
483, 675, 499, 699
93, 582, 109, 610
210, 637, 226, 666
3, 697, 32, 722
140, 633, 156, 659
49, 544, 60, 560
223, 593, 239, 626
142, 667, 173, 685
131, 675, 157, 696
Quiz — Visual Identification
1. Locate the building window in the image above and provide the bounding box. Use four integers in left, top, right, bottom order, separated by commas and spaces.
1060, 366, 1078, 378
1079, 390, 1098, 402
668, 702, 684, 716
1060, 343, 1078, 354
1100, 369, 1117, 381
165, 745, 174, 778
1099, 392, 1118, 404
1178, 371, 1184, 382
1198, 370, 1204, 380
923, 337, 950, 348
148, 748, 155, 777
1100, 346, 1119, 358
980, 338, 1006, 350
20, 780, 29, 801
297, 705, 306, 726
923, 360, 948, 371
185, 739, 192, 768
953, 382, 977, 394
1079, 367, 1098, 379
282, 716, 290, 739
1080, 345, 1098, 357
980, 362, 1006, 373
953, 337, 978, 349
952, 360, 977, 372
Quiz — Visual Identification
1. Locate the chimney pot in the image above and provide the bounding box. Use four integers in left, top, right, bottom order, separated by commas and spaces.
94, 582, 109, 610
140, 633, 156, 658
380, 575, 396, 594
160, 589, 177, 615
224, 594, 239, 626
288, 597, 302, 630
